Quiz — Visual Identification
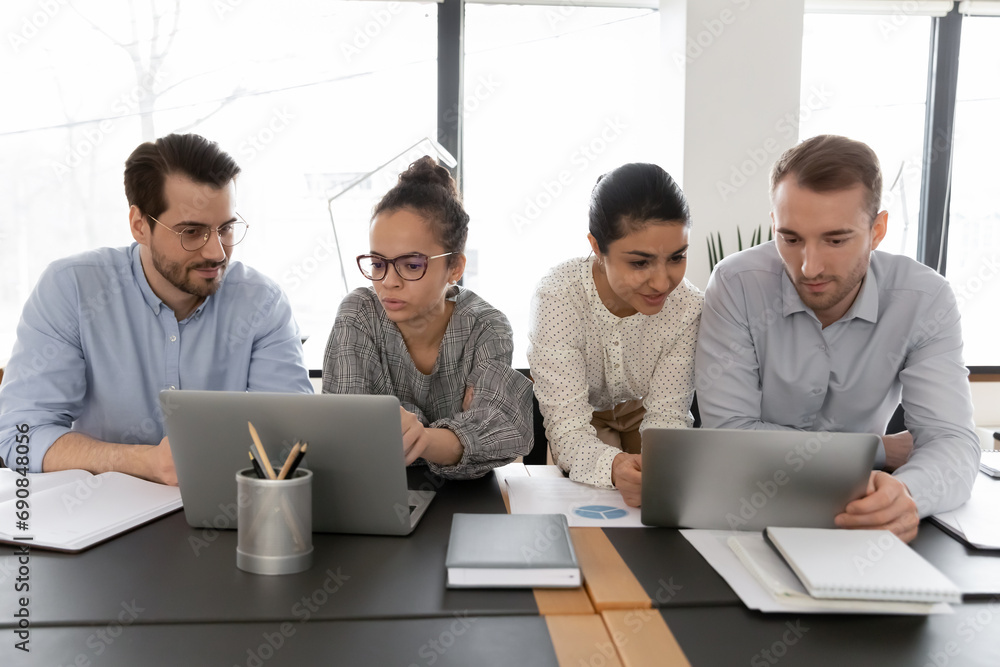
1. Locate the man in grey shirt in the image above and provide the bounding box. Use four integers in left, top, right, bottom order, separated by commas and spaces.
695, 135, 979, 542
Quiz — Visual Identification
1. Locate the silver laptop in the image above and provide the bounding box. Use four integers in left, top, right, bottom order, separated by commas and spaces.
159, 391, 434, 535
640, 428, 878, 530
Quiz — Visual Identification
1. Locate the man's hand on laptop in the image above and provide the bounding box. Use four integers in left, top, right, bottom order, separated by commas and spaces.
140, 437, 178, 486
611, 452, 642, 507
834, 471, 919, 542
881, 431, 914, 471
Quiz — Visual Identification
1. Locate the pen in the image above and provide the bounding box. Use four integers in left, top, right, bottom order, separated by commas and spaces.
247, 421, 276, 479
284, 441, 307, 479
248, 451, 265, 479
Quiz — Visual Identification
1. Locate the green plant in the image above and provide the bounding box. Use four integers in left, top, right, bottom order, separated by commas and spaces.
707, 224, 773, 271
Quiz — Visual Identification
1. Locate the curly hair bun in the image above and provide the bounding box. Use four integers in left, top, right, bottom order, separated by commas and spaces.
397, 156, 459, 199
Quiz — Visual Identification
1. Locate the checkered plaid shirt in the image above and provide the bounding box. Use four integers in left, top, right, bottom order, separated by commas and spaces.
323, 286, 533, 479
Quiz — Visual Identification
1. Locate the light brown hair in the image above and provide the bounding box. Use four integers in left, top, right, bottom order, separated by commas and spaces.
770, 135, 882, 222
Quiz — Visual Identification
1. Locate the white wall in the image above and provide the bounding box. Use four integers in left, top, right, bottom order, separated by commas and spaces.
661, 0, 805, 290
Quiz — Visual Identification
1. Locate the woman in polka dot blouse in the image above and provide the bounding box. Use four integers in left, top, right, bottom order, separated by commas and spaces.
527, 163, 703, 506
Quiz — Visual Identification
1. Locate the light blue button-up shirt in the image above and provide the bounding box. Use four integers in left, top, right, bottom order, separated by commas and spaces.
695, 242, 979, 517
0, 244, 313, 471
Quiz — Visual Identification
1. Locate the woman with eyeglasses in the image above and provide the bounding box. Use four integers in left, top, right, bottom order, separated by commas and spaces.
322, 156, 533, 478
527, 163, 703, 506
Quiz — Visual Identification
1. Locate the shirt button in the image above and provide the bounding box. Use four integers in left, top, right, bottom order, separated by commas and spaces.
813, 388, 822, 395
614, 363, 620, 369
613, 341, 619, 346
170, 335, 177, 342
818, 344, 826, 351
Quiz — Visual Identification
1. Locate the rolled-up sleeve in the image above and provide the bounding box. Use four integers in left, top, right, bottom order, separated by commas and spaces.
0, 266, 87, 471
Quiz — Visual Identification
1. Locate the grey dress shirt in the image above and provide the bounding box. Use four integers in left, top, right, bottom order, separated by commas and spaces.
322, 285, 533, 479
695, 242, 979, 517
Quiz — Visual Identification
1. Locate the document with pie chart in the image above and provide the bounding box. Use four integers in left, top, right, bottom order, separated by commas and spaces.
505, 476, 645, 527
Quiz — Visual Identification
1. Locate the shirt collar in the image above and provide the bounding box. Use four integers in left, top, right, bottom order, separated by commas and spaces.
129, 242, 212, 320
131, 243, 164, 315
781, 259, 879, 324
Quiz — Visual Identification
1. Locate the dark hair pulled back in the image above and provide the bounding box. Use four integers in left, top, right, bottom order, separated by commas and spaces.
588, 163, 690, 253
372, 156, 468, 263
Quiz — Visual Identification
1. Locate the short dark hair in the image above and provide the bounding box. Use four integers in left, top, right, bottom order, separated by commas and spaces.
124, 133, 241, 225
588, 163, 691, 254
372, 156, 468, 265
770, 134, 882, 221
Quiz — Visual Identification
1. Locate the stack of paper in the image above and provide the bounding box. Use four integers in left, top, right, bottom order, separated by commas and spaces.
931, 473, 1000, 549
682, 529, 954, 615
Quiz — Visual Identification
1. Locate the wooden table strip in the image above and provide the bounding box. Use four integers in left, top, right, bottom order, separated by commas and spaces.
546, 614, 624, 667
602, 609, 691, 667
572, 527, 652, 611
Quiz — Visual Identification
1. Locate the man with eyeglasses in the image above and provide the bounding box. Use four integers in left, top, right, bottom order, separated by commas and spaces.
0, 133, 312, 484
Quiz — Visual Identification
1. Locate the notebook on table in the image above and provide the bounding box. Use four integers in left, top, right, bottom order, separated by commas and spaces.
980, 450, 1000, 478
445, 513, 580, 588
160, 390, 433, 536
763, 527, 961, 605
0, 469, 181, 552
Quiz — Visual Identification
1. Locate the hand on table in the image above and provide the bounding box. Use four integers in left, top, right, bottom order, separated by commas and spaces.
611, 452, 643, 507
834, 471, 919, 542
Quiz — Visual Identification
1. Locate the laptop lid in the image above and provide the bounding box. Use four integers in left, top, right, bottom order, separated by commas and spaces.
640, 428, 878, 530
159, 390, 432, 536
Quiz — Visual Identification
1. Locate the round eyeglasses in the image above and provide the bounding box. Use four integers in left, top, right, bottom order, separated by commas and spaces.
147, 213, 249, 251
356, 252, 454, 281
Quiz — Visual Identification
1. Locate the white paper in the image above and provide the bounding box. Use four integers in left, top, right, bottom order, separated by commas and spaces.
0, 470, 181, 551
680, 529, 952, 615
932, 473, 1000, 549
506, 476, 645, 527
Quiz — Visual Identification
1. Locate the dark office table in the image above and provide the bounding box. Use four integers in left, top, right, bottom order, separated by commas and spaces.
0, 470, 539, 628
6, 462, 1000, 666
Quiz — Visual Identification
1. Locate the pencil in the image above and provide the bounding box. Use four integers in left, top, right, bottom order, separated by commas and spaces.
276, 441, 302, 480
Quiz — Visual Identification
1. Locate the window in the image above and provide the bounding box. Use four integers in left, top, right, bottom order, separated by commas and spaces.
0, 1, 437, 367
462, 3, 660, 365
799, 12, 932, 260
946, 16, 1000, 368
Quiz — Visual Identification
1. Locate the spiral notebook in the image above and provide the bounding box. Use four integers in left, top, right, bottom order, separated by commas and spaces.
763, 527, 961, 604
